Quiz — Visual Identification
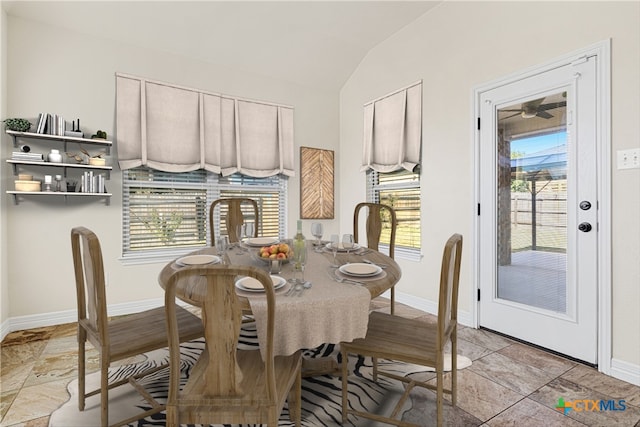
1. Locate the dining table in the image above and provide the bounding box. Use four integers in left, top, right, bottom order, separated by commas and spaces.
158, 238, 401, 374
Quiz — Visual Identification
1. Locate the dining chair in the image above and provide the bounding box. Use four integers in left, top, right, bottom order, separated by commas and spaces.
164, 264, 302, 426
71, 226, 204, 427
209, 197, 260, 322
353, 202, 397, 313
341, 233, 463, 427
209, 197, 259, 244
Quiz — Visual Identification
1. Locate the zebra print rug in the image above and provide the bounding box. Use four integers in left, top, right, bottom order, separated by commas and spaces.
50, 322, 471, 426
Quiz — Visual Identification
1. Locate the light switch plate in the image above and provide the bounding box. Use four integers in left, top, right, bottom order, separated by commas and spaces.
617, 148, 640, 170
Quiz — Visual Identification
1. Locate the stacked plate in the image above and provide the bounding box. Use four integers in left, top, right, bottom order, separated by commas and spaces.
338, 263, 382, 278
175, 254, 221, 266
235, 275, 286, 292
244, 237, 280, 247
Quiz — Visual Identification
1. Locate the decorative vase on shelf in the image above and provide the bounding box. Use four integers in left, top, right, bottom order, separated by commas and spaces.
47, 149, 63, 163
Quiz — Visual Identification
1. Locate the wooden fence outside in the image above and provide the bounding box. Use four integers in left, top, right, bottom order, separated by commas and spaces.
511, 192, 567, 227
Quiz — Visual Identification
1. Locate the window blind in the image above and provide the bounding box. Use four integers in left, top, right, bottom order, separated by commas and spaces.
367, 169, 421, 260
123, 167, 287, 258
123, 169, 213, 253
215, 174, 287, 240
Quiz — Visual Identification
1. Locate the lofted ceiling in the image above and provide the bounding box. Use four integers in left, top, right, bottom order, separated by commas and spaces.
3, 1, 440, 91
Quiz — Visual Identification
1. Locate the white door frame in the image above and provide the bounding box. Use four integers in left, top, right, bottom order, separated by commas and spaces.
471, 40, 611, 373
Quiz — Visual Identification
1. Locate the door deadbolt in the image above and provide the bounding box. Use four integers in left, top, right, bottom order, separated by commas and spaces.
579, 201, 592, 210
578, 222, 592, 232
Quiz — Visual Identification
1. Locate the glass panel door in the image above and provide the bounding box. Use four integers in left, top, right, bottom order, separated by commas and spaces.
496, 92, 568, 313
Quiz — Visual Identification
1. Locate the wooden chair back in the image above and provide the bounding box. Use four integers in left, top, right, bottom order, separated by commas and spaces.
71, 226, 109, 348
437, 233, 463, 350
353, 202, 397, 258
209, 197, 259, 244
165, 264, 301, 425
353, 202, 397, 312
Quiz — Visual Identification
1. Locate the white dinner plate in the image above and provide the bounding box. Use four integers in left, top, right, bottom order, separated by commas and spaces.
245, 237, 280, 247
176, 254, 221, 266
325, 242, 362, 253
235, 275, 286, 292
339, 263, 382, 277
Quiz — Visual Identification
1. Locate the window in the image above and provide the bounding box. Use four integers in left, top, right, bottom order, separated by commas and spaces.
367, 168, 421, 260
122, 167, 287, 261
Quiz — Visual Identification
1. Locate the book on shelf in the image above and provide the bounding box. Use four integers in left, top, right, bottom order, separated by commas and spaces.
11, 152, 44, 161
58, 115, 65, 136
97, 174, 106, 193
45, 114, 65, 136
81, 171, 106, 193
36, 113, 49, 134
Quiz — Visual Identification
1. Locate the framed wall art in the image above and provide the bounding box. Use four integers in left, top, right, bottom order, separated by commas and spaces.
300, 147, 334, 219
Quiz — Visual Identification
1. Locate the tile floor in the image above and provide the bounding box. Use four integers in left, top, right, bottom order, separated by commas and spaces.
1, 299, 639, 426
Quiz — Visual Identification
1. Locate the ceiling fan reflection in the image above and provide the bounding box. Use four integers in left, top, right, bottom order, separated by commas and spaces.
500, 96, 567, 120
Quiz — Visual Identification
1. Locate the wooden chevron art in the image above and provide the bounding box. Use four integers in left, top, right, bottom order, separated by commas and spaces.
300, 147, 334, 219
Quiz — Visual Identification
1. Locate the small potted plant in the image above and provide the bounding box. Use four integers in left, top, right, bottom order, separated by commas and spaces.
3, 118, 31, 132
91, 130, 107, 140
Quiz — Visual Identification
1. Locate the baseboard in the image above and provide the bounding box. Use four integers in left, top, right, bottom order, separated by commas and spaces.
610, 358, 640, 386
0, 298, 166, 342
7, 308, 78, 335
1, 318, 11, 343
394, 290, 473, 327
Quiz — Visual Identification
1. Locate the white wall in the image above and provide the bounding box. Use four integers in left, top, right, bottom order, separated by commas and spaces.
2, 16, 339, 322
340, 1, 639, 370
0, 6, 8, 333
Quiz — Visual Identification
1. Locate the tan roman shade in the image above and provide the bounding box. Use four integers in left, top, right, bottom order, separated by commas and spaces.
362, 81, 422, 173
116, 73, 295, 177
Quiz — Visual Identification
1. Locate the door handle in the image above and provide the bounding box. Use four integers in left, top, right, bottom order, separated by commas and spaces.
578, 222, 592, 232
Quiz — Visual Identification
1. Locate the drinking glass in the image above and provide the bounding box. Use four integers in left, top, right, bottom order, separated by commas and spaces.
235, 223, 248, 254
216, 235, 230, 264
342, 233, 354, 255
234, 224, 242, 243
269, 258, 282, 274
244, 221, 255, 240
311, 222, 324, 251
330, 234, 340, 267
